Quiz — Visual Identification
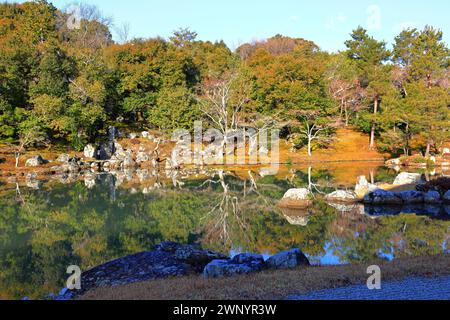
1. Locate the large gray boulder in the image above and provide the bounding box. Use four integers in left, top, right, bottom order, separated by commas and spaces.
25, 155, 46, 167
393, 172, 423, 185
266, 249, 310, 269
155, 241, 227, 273
203, 260, 259, 278
363, 189, 403, 205
203, 253, 265, 278
231, 253, 265, 265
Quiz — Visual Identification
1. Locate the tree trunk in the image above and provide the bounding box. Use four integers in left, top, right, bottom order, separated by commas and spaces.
15, 152, 20, 168
307, 137, 312, 157
369, 98, 378, 149
425, 143, 431, 158
344, 102, 349, 127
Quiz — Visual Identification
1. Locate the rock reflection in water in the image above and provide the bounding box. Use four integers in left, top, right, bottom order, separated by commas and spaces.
0, 165, 449, 299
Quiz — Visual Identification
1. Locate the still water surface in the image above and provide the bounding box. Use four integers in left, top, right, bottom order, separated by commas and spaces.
0, 164, 448, 299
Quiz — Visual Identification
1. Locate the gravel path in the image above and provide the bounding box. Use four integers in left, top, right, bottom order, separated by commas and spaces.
289, 276, 450, 300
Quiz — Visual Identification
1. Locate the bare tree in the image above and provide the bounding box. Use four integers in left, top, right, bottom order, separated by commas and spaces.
114, 22, 130, 44
198, 71, 250, 147
11, 127, 48, 168
297, 114, 333, 157
201, 170, 248, 245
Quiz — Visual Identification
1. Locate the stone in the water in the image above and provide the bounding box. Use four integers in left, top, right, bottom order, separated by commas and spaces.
25, 155, 46, 167
266, 249, 310, 269
325, 190, 358, 202
424, 191, 441, 204
279, 188, 312, 208
283, 188, 311, 200
363, 189, 403, 205
364, 205, 402, 216
128, 133, 138, 139
327, 202, 365, 214
282, 213, 309, 226
56, 154, 71, 163
83, 144, 97, 158
393, 172, 423, 185
354, 176, 377, 198
398, 190, 424, 204
444, 205, 450, 215
422, 205, 442, 216
444, 190, 450, 204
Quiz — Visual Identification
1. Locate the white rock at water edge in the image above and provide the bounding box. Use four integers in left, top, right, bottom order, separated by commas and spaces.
282, 188, 311, 201
393, 172, 423, 185
83, 144, 97, 158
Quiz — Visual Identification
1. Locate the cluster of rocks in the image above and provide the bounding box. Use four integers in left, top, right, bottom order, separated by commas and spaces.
363, 189, 450, 205
203, 249, 310, 278
57, 242, 310, 300
25, 155, 48, 167
278, 172, 449, 218
84, 139, 162, 171
386, 153, 450, 169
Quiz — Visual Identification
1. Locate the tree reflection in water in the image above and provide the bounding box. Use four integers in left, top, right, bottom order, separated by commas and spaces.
0, 166, 448, 299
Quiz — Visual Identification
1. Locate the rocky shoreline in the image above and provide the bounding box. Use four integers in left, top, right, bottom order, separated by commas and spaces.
279, 174, 450, 209
55, 242, 310, 300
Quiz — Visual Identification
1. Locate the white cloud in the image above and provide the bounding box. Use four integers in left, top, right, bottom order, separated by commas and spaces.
290, 15, 299, 22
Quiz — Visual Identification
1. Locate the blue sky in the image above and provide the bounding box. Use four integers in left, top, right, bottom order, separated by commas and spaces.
15, 0, 450, 51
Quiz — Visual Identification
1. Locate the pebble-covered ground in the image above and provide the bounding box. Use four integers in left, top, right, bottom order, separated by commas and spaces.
289, 276, 450, 300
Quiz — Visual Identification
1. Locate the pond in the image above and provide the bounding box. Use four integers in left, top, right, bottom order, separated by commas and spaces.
0, 163, 449, 299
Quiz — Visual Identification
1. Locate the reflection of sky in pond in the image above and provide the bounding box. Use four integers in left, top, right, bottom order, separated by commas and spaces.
443, 240, 450, 253
232, 243, 346, 265
307, 242, 346, 266
378, 247, 395, 261
1, 166, 449, 299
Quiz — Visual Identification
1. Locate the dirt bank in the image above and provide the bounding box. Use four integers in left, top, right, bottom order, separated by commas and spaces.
80, 254, 449, 300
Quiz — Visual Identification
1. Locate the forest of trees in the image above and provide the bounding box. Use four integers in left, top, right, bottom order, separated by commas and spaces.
0, 1, 449, 156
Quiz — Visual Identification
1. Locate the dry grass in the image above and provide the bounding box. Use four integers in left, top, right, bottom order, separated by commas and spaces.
81, 254, 450, 300
280, 128, 387, 163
